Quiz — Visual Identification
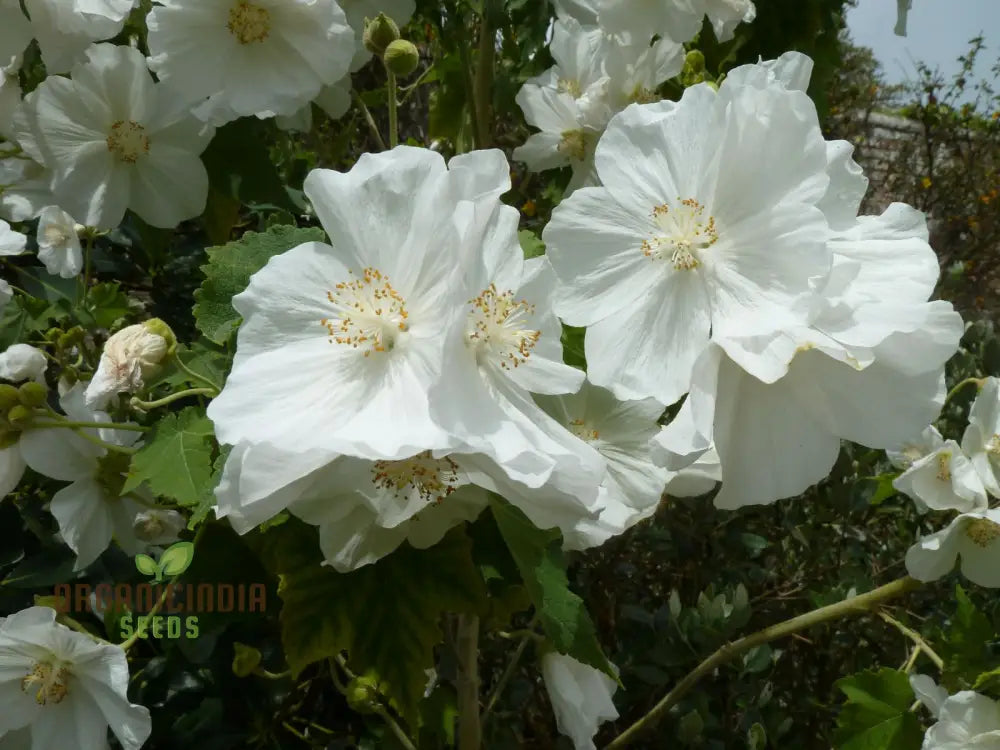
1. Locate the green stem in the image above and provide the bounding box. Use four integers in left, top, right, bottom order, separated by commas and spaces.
482, 626, 533, 726
456, 614, 482, 750
352, 89, 387, 151
330, 654, 417, 750
32, 417, 148, 432
70, 428, 139, 455
878, 610, 945, 670
473, 2, 496, 148
605, 577, 923, 749
131, 387, 216, 411
946, 376, 984, 403
387, 70, 399, 148
172, 353, 221, 391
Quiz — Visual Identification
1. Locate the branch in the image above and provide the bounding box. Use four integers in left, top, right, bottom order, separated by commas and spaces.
605, 576, 922, 749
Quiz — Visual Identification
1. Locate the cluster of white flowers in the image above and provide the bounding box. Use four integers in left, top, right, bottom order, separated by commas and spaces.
910, 674, 1000, 749
514, 0, 754, 190
890, 378, 1000, 588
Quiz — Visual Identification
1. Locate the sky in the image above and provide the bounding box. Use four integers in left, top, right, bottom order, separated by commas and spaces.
846, 0, 999, 94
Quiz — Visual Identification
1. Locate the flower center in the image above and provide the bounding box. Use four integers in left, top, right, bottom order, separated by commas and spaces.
557, 129, 590, 162
41, 223, 72, 247
642, 198, 719, 270
372, 451, 460, 504
557, 77, 582, 98
986, 434, 1000, 460
321, 268, 409, 357
106, 120, 149, 164
467, 284, 541, 370
936, 452, 951, 482
628, 85, 658, 104
965, 518, 1000, 548
21, 660, 71, 705
228, 1, 271, 44
568, 418, 599, 441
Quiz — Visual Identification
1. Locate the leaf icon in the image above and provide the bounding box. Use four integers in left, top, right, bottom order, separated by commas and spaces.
135, 553, 158, 578
159, 542, 195, 577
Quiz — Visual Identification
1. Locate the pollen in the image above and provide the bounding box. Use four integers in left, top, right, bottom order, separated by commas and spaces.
568, 418, 599, 442
372, 452, 461, 504
986, 434, 1000, 459
936, 452, 951, 482
557, 77, 582, 98
321, 267, 409, 357
21, 660, 71, 705
556, 129, 589, 162
106, 120, 150, 164
467, 284, 541, 370
965, 517, 1000, 548
228, 1, 271, 44
642, 198, 718, 270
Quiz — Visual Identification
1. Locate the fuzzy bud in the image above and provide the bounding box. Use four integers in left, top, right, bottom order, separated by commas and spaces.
17, 381, 47, 408
383, 39, 419, 77
363, 12, 400, 56
85, 322, 172, 410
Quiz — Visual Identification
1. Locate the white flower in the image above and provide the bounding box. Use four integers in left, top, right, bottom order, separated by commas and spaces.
551, 0, 600, 25
147, 0, 355, 125
541, 652, 619, 750
535, 382, 668, 548
962, 377, 1000, 497
597, 0, 755, 44
85, 322, 170, 409
0, 64, 22, 141
275, 77, 353, 133
0, 219, 26, 256
910, 674, 949, 719
13, 43, 215, 229
208, 147, 485, 466
0, 606, 151, 749
36, 206, 83, 278
888, 425, 944, 470
664, 446, 721, 497
19, 0, 138, 74
544, 79, 832, 405
340, 0, 415, 71
905, 508, 1000, 587
20, 383, 147, 569
0, 0, 33, 69
921, 690, 1000, 749
893, 440, 987, 514
0, 149, 53, 223
0, 344, 47, 383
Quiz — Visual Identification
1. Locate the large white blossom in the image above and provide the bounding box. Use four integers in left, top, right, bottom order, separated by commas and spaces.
541, 652, 619, 750
36, 206, 83, 279
0, 606, 151, 750
147, 0, 355, 125
921, 689, 1000, 749
544, 76, 833, 405
893, 439, 987, 514
905, 508, 1000, 588
13, 44, 215, 229
961, 377, 1000, 497
19, 384, 147, 570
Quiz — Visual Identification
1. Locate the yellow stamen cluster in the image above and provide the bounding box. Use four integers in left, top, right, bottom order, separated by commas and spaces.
106, 120, 150, 164
569, 418, 599, 442
372, 451, 460, 504
986, 434, 1000, 458
936, 452, 952, 482
557, 78, 582, 98
642, 198, 719, 270
321, 268, 409, 357
965, 517, 1000, 548
21, 661, 71, 705
467, 284, 540, 370
557, 129, 589, 162
228, 1, 271, 44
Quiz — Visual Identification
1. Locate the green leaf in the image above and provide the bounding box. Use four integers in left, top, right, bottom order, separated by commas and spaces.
518, 229, 545, 259
134, 553, 158, 576
275, 522, 487, 726
833, 668, 923, 750
122, 407, 215, 508
188, 444, 230, 531
159, 542, 196, 577
560, 324, 586, 370
193, 224, 326, 345
940, 585, 997, 690
489, 497, 615, 679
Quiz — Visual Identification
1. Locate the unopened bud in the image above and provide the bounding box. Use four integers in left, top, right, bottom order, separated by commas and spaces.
17, 381, 47, 408
363, 12, 400, 56
232, 643, 263, 677
7, 404, 33, 429
684, 50, 705, 73
142, 318, 177, 357
84, 322, 172, 410
345, 675, 380, 714
383, 39, 419, 77
0, 384, 20, 411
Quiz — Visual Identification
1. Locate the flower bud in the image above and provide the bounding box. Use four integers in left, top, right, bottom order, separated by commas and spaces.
7, 404, 33, 429
684, 50, 705, 73
383, 39, 419, 77
0, 384, 20, 411
344, 675, 380, 714
84, 322, 172, 410
17, 381, 47, 408
363, 12, 400, 56
232, 643, 263, 677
